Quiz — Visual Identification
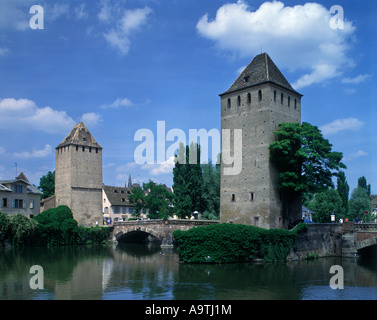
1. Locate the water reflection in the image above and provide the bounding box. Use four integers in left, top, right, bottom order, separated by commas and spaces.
1, 244, 377, 300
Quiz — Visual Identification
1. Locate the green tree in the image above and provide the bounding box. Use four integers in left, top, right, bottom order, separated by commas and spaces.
201, 158, 220, 220
143, 181, 174, 219
336, 171, 349, 218
309, 189, 342, 223
8, 214, 38, 246
128, 186, 146, 218
173, 142, 202, 218
38, 171, 55, 199
0, 211, 10, 245
269, 122, 346, 223
357, 176, 371, 196
34, 205, 78, 245
348, 187, 372, 222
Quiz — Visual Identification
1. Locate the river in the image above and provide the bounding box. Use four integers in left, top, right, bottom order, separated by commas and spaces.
1, 243, 377, 300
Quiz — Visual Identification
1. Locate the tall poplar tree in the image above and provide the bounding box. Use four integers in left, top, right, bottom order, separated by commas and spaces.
172, 142, 202, 219
337, 170, 349, 218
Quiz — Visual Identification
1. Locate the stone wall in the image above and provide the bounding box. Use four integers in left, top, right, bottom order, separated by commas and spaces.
287, 224, 343, 261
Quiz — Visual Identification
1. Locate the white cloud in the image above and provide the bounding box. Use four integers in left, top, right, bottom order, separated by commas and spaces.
143, 156, 176, 176
0, 98, 76, 134
319, 117, 364, 136
343, 150, 368, 162
13, 144, 53, 159
0, 0, 30, 31
48, 4, 70, 21
0, 48, 10, 56
342, 74, 371, 84
0, 146, 6, 155
75, 3, 88, 20
80, 112, 102, 126
100, 97, 134, 109
196, 1, 356, 89
103, 6, 152, 55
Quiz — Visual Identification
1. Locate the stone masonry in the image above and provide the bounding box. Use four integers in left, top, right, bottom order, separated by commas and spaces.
220, 53, 302, 229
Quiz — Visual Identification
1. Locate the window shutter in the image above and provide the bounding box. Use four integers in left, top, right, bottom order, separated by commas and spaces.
23, 200, 26, 209
12, 200, 15, 208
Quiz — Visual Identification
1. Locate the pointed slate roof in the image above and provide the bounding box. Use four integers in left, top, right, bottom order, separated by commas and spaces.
220, 53, 301, 96
57, 122, 102, 149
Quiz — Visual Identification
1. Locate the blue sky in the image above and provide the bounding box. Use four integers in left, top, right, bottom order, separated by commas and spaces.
0, 0, 376, 196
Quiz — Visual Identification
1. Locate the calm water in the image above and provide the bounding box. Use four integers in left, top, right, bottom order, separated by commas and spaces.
1, 243, 377, 300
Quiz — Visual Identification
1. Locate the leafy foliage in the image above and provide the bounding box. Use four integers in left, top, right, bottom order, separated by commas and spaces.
38, 170, 55, 199
309, 189, 342, 223
336, 171, 349, 217
173, 142, 202, 218
348, 186, 372, 222
7, 213, 38, 246
143, 181, 174, 219
173, 223, 307, 263
201, 159, 221, 220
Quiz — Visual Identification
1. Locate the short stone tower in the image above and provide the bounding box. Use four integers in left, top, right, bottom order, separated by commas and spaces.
55, 122, 103, 226
220, 53, 302, 229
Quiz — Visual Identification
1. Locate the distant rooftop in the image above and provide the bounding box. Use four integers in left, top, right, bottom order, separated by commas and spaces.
57, 122, 102, 149
220, 52, 301, 96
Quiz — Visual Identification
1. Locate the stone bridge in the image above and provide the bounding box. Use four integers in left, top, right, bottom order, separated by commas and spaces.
291, 222, 377, 260
112, 219, 219, 247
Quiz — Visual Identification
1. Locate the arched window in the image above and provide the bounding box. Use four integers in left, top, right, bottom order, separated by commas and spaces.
247, 92, 251, 104
258, 90, 262, 101
227, 98, 231, 109
281, 93, 284, 104
237, 95, 241, 107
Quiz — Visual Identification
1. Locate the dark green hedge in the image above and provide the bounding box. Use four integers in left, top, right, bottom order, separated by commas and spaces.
0, 206, 112, 247
173, 223, 307, 263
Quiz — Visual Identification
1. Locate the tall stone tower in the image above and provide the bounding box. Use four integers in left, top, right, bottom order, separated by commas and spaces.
55, 122, 103, 226
220, 53, 302, 229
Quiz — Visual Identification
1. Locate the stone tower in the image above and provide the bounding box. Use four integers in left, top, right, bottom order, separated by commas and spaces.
220, 53, 302, 229
55, 122, 103, 226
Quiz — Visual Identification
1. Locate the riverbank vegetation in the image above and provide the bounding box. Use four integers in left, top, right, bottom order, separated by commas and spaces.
173, 223, 307, 263
0, 206, 111, 247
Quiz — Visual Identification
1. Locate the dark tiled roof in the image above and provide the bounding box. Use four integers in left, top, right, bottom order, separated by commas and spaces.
57, 122, 102, 149
0, 172, 42, 195
220, 53, 301, 96
103, 185, 134, 207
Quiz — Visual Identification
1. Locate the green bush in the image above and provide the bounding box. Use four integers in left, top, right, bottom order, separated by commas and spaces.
8, 213, 38, 247
173, 223, 307, 263
76, 225, 112, 245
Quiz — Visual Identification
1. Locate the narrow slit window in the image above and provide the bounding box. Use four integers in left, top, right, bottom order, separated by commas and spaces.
258, 90, 262, 101
249, 192, 255, 201
247, 92, 251, 104
237, 95, 241, 107
274, 90, 277, 102
281, 93, 284, 104
231, 194, 236, 202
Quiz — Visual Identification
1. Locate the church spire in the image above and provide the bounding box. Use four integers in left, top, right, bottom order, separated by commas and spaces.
127, 174, 133, 188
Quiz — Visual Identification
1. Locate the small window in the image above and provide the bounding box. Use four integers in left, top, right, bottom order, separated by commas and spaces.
254, 217, 259, 227
76, 145, 78, 151
258, 90, 262, 101
243, 76, 249, 83
114, 189, 118, 193
121, 198, 125, 202
247, 92, 251, 104
227, 98, 231, 109
249, 192, 255, 201
2, 198, 8, 208
96, 148, 99, 153
82, 146, 85, 152
231, 194, 236, 202
274, 90, 277, 102
13, 185, 23, 194
237, 95, 241, 107
294, 99, 297, 109
89, 147, 92, 153
30, 199, 34, 209
281, 93, 284, 104
288, 96, 291, 107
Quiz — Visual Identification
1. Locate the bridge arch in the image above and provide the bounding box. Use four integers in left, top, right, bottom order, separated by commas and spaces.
114, 226, 162, 244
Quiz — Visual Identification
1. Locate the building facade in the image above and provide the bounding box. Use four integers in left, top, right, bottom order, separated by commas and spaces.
220, 53, 302, 229
55, 122, 103, 226
0, 172, 42, 217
